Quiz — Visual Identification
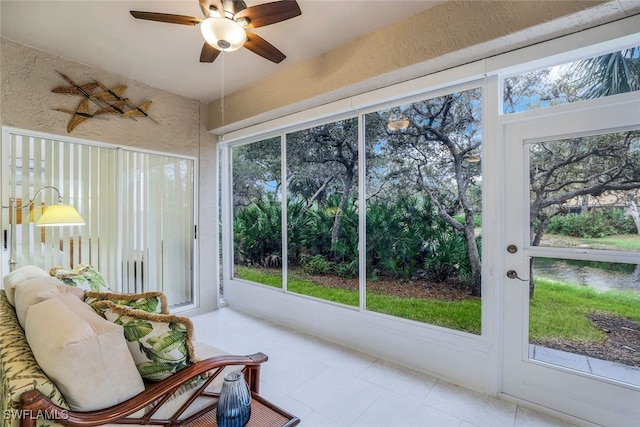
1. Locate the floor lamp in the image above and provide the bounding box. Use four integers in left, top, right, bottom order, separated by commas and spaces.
2, 185, 85, 272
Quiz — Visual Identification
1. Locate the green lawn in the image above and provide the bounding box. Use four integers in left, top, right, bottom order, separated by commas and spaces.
530, 278, 640, 342
544, 233, 640, 251
583, 234, 640, 251
235, 265, 640, 343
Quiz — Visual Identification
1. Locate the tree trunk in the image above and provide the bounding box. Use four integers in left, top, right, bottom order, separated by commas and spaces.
628, 199, 640, 234
464, 224, 482, 297
331, 177, 353, 248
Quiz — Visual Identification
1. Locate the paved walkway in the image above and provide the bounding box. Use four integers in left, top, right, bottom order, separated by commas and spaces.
529, 344, 640, 386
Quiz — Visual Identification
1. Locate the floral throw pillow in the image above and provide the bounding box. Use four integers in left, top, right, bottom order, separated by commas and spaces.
95, 301, 198, 381
50, 264, 111, 292
85, 291, 169, 316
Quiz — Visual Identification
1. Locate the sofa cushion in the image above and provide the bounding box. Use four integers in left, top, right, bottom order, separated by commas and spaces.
14, 276, 62, 328
85, 290, 169, 316
13, 276, 85, 328
96, 301, 198, 381
25, 295, 145, 411
49, 263, 111, 292
2, 265, 50, 306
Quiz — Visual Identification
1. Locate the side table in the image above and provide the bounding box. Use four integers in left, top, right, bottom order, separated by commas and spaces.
184, 392, 300, 427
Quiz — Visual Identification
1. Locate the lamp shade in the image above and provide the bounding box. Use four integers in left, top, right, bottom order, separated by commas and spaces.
36, 204, 85, 227
200, 17, 246, 51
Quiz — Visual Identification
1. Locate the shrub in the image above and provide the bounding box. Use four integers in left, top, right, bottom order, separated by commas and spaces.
547, 208, 635, 238
423, 230, 471, 281
302, 254, 331, 275
335, 261, 358, 279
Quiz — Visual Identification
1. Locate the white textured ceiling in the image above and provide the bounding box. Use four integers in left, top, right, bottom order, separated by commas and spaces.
0, 0, 441, 103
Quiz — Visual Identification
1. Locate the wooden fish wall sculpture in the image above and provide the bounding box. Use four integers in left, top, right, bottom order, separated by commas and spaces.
52, 71, 157, 132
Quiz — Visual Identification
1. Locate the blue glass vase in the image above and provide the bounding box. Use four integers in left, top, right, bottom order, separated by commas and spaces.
216, 370, 252, 427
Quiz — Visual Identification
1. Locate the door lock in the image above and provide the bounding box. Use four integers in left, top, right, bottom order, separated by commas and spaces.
507, 244, 518, 254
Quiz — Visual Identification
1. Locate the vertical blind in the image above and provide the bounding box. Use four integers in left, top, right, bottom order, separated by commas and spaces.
1, 130, 195, 306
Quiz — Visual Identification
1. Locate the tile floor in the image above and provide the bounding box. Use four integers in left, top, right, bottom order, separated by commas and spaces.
190, 308, 579, 427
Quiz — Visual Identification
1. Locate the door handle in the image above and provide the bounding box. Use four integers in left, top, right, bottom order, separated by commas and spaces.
506, 270, 528, 281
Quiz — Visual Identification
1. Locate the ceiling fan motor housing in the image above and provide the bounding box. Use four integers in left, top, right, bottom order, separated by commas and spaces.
223, 0, 248, 17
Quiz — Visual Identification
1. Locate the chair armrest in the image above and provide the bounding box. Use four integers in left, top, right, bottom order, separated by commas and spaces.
19, 352, 268, 427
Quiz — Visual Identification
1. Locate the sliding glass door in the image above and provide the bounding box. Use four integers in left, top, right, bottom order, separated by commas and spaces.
1, 129, 196, 306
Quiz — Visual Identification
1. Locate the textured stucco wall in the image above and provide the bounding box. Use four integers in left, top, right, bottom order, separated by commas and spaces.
206, 0, 621, 134
0, 40, 219, 315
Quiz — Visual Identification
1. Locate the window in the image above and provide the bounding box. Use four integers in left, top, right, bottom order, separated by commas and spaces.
286, 118, 359, 306
228, 86, 484, 334
232, 137, 282, 288
503, 45, 640, 114
364, 88, 483, 333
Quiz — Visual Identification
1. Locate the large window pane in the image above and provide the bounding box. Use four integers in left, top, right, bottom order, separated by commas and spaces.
232, 137, 282, 288
364, 88, 483, 334
285, 119, 359, 306
503, 45, 640, 114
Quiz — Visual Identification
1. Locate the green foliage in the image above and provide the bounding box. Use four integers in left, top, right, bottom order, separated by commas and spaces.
423, 230, 472, 281
570, 47, 640, 99
233, 193, 281, 265
547, 208, 635, 238
301, 254, 331, 275
235, 194, 475, 282
366, 197, 437, 280
335, 261, 358, 278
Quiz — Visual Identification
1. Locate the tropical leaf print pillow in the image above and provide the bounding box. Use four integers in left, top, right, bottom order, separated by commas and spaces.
50, 264, 111, 292
85, 291, 169, 316
94, 301, 198, 381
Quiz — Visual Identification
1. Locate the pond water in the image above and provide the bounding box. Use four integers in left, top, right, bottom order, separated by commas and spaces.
533, 257, 640, 292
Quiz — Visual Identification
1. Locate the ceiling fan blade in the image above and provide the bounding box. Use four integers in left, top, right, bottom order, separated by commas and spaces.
130, 11, 201, 26
244, 32, 286, 64
200, 42, 222, 63
234, 0, 301, 28
199, 0, 225, 18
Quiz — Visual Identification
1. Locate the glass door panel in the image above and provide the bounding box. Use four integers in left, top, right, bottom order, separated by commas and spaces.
502, 96, 640, 426
526, 129, 640, 384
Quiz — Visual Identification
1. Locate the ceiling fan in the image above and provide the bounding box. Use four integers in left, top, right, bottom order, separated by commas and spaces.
130, 0, 301, 64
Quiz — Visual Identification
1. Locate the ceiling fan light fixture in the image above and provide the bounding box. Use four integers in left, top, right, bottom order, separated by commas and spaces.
200, 17, 246, 51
